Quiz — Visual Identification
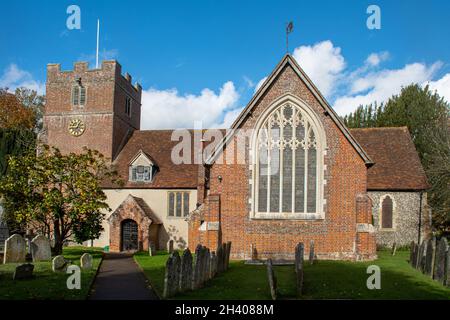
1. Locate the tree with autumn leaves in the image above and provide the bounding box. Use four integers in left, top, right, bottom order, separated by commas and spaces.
0, 146, 122, 255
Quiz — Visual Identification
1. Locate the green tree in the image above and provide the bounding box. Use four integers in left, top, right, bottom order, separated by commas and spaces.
0, 146, 122, 254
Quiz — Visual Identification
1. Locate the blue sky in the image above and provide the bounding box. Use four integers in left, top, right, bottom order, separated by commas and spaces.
1, 0, 449, 129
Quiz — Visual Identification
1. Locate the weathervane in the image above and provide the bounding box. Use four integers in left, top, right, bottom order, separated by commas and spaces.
286, 21, 294, 53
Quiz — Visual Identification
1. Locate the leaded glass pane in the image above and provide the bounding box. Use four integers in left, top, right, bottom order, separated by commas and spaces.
294, 148, 305, 212
183, 193, 189, 216
282, 147, 292, 212
168, 193, 174, 216
258, 144, 268, 212
307, 148, 317, 213
176, 192, 182, 217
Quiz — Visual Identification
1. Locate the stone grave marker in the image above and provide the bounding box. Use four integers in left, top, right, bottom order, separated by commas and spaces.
192, 244, 203, 289
417, 241, 426, 271
31, 235, 51, 262
225, 241, 232, 270
52, 255, 70, 272
210, 251, 217, 279
13, 263, 34, 280
204, 247, 211, 282
295, 243, 304, 297
434, 237, 448, 284
424, 238, 435, 276
216, 243, 224, 274
80, 253, 93, 270
179, 248, 193, 292
266, 259, 277, 300
163, 251, 180, 298
3, 234, 26, 264
391, 242, 397, 256
309, 240, 315, 265
409, 241, 416, 267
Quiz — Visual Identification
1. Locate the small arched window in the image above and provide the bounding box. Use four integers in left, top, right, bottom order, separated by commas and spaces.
381, 196, 393, 229
253, 100, 325, 218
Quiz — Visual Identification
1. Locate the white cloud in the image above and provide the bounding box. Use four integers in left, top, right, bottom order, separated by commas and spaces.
333, 62, 442, 115
0, 64, 45, 94
365, 51, 389, 67
292, 40, 346, 96
427, 73, 450, 103
141, 81, 240, 129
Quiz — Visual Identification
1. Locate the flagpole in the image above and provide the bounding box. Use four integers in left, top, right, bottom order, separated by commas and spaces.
96, 19, 100, 68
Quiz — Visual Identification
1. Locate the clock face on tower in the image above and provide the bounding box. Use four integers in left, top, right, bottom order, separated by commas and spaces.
68, 119, 85, 136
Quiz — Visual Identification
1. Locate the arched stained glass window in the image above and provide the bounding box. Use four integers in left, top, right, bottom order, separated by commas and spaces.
254, 102, 323, 216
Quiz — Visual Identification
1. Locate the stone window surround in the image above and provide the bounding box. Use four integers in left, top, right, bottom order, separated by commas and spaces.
379, 193, 397, 231
167, 190, 190, 219
249, 94, 327, 220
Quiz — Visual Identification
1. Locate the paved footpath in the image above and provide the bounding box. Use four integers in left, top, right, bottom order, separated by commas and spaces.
89, 252, 158, 300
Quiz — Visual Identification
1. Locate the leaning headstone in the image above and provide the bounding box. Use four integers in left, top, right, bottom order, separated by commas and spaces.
216, 243, 224, 274
31, 235, 51, 262
209, 251, 217, 279
433, 237, 448, 284
168, 240, 174, 253
80, 253, 93, 270
416, 241, 426, 271
295, 243, 304, 297
192, 244, 203, 289
309, 240, 315, 265
424, 239, 435, 277
13, 263, 34, 280
266, 259, 277, 300
163, 251, 180, 298
3, 234, 26, 264
52, 255, 69, 272
148, 241, 156, 256
179, 249, 193, 292
391, 242, 397, 256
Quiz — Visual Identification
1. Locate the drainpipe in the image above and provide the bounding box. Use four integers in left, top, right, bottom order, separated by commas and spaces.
418, 191, 423, 244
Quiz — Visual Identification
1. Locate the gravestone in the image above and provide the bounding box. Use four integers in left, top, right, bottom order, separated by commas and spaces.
209, 251, 217, 278
424, 239, 435, 276
216, 243, 224, 274
433, 237, 448, 284
3, 234, 26, 264
295, 243, 304, 297
391, 242, 397, 256
80, 253, 93, 270
192, 244, 203, 289
416, 241, 426, 271
168, 240, 174, 253
148, 241, 156, 256
52, 255, 70, 272
409, 241, 416, 267
0, 220, 8, 253
13, 263, 34, 280
266, 259, 277, 300
179, 249, 193, 292
31, 235, 51, 262
163, 251, 180, 298
204, 247, 211, 281
225, 241, 232, 270
309, 240, 315, 265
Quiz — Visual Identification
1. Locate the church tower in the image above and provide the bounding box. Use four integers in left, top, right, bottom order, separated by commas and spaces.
44, 60, 141, 160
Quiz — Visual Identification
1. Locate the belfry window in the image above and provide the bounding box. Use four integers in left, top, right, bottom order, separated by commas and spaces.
253, 101, 324, 218
72, 85, 86, 106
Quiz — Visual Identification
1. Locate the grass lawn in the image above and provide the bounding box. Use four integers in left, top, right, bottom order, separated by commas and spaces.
0, 246, 103, 300
134, 250, 450, 300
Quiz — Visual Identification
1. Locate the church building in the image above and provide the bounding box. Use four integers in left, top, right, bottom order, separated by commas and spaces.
43, 55, 431, 261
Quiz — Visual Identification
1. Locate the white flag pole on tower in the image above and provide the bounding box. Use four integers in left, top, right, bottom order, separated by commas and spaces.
96, 19, 100, 68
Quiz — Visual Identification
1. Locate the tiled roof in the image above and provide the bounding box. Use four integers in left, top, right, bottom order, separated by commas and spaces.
131, 196, 163, 224
350, 127, 430, 191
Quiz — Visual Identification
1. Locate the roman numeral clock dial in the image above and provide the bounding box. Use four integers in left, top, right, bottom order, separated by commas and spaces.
68, 119, 85, 136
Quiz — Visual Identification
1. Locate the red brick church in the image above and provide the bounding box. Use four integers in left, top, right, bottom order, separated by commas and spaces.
43, 54, 430, 261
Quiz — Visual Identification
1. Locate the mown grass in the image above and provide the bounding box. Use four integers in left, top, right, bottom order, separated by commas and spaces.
135, 250, 450, 300
0, 246, 103, 300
